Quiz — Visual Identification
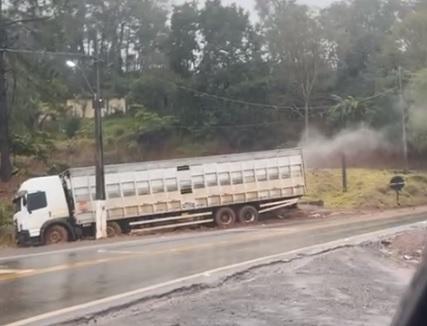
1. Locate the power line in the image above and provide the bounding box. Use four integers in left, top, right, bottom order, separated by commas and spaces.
1, 16, 52, 28
3, 47, 399, 113
161, 78, 333, 112
0, 47, 94, 59
359, 87, 397, 103
175, 120, 290, 130
162, 78, 397, 113
0, 48, 330, 112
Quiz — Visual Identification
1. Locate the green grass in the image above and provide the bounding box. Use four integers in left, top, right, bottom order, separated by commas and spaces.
0, 202, 12, 227
305, 169, 427, 209
0, 202, 13, 247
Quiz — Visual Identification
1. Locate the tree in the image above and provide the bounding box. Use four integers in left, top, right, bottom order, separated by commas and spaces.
320, 0, 407, 95
198, 0, 262, 86
1, 0, 427, 174
407, 68, 427, 152
391, 4, 427, 71
329, 95, 370, 129
258, 0, 327, 139
167, 1, 199, 78
0, 0, 12, 181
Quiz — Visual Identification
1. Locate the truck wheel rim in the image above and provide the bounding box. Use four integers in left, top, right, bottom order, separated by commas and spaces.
220, 213, 233, 225
49, 231, 62, 243
243, 211, 256, 222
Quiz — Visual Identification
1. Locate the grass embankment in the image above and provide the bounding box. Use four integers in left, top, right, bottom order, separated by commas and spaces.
305, 169, 427, 209
0, 203, 13, 246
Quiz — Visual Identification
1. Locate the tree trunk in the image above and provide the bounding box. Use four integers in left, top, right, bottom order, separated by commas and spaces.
304, 100, 310, 142
0, 0, 12, 182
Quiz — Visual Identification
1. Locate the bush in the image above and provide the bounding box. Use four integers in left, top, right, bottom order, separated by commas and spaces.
63, 117, 82, 139
0, 203, 12, 227
47, 162, 71, 175
12, 132, 56, 163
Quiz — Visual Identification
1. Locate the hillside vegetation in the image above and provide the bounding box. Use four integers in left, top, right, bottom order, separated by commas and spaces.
2, 0, 427, 183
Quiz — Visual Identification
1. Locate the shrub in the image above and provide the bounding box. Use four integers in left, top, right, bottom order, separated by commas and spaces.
63, 117, 82, 139
0, 202, 12, 227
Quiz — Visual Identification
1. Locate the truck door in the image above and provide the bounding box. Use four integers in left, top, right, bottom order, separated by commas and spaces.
177, 165, 194, 210
25, 191, 50, 237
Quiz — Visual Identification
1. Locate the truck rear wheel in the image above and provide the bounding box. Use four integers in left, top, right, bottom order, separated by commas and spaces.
214, 207, 236, 228
44, 225, 69, 245
107, 222, 123, 238
119, 222, 131, 235
238, 205, 259, 224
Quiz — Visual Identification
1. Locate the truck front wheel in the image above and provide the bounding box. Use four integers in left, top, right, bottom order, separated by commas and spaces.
44, 225, 69, 245
107, 222, 123, 238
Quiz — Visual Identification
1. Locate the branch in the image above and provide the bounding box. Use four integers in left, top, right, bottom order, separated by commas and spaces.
1, 16, 51, 28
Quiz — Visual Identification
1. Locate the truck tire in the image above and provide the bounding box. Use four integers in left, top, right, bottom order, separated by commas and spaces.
119, 222, 131, 235
214, 207, 236, 228
107, 222, 123, 238
238, 205, 259, 224
44, 225, 69, 245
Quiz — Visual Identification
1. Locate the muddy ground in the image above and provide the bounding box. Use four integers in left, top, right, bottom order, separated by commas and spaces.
70, 228, 427, 326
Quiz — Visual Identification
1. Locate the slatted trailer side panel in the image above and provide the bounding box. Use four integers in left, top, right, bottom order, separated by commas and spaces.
68, 148, 305, 230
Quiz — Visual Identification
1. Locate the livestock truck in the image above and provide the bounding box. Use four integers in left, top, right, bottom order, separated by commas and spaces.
13, 148, 306, 246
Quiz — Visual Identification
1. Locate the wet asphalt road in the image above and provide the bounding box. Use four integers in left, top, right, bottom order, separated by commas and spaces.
0, 210, 426, 325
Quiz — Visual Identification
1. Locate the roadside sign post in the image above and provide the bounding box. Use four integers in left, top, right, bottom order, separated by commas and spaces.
390, 176, 405, 206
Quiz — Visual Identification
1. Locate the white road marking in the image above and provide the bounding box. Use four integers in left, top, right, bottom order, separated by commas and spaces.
0, 242, 142, 262
2, 210, 426, 263
0, 229, 245, 262
0, 269, 34, 275
7, 219, 427, 326
98, 249, 134, 255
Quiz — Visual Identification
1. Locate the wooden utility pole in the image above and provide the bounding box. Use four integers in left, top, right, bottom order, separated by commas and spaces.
304, 101, 310, 141
398, 66, 409, 172
94, 58, 107, 239
0, 0, 12, 182
341, 153, 348, 193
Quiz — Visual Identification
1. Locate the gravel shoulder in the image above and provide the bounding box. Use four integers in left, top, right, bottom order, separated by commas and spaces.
69, 228, 427, 326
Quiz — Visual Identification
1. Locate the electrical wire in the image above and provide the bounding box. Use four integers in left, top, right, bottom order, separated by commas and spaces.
165, 80, 333, 112
0, 48, 94, 59
2, 47, 399, 113
174, 120, 291, 130
158, 77, 397, 112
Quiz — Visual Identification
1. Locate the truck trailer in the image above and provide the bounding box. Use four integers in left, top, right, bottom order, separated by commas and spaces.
13, 148, 306, 246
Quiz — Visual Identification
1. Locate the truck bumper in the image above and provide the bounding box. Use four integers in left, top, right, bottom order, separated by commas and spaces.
15, 230, 39, 247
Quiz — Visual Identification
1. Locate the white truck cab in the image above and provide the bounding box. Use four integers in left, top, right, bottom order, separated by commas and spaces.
13, 175, 73, 245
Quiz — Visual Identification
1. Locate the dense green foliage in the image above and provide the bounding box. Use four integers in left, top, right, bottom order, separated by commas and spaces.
0, 202, 12, 226
1, 0, 427, 174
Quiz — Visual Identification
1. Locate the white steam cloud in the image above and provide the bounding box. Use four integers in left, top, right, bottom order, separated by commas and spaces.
301, 127, 395, 168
